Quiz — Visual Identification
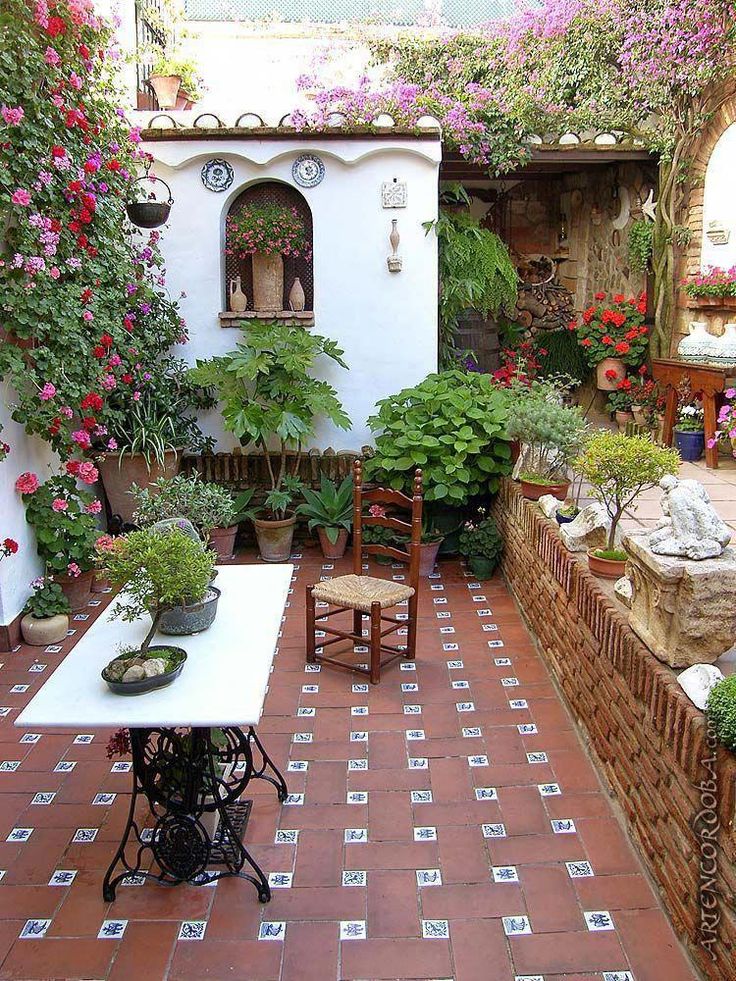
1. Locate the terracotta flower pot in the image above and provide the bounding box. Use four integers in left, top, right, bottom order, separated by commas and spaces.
53, 569, 94, 611
252, 252, 284, 310
596, 357, 626, 391
418, 539, 443, 577
208, 525, 238, 561
509, 438, 521, 464
99, 449, 181, 524
92, 573, 111, 593
587, 549, 627, 579
317, 527, 348, 560
174, 89, 195, 111
520, 478, 570, 502
148, 74, 182, 110
254, 513, 296, 562
615, 410, 634, 432
21, 612, 69, 647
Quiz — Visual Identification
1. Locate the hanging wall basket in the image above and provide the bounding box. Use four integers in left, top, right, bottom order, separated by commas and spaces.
126, 171, 173, 229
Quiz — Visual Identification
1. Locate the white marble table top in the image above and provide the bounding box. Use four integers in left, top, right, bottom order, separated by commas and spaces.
15, 564, 293, 730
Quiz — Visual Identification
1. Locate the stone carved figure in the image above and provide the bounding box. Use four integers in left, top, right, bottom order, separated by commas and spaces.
646, 475, 731, 561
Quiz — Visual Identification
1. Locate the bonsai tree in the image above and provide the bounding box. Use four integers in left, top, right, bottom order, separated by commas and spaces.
99, 528, 215, 652
296, 475, 353, 545
506, 394, 588, 486
365, 369, 512, 504
189, 321, 350, 519
575, 431, 680, 556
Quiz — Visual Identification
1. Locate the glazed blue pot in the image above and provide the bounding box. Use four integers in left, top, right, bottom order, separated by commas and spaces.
674, 428, 704, 462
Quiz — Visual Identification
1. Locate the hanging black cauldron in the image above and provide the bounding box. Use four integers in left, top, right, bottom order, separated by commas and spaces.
126, 170, 173, 229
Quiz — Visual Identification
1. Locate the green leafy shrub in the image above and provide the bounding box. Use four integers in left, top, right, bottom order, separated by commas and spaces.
458, 514, 503, 567
575, 431, 680, 551
190, 322, 350, 519
100, 528, 215, 650
365, 370, 512, 504
506, 395, 588, 483
534, 330, 589, 386
132, 474, 252, 535
24, 579, 70, 619
19, 473, 100, 576
707, 676, 736, 752
297, 476, 353, 544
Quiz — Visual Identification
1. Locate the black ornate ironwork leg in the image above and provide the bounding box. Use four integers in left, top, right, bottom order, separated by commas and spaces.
247, 726, 289, 801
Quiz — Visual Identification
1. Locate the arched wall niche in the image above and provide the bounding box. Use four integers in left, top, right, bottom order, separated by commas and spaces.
224, 180, 313, 312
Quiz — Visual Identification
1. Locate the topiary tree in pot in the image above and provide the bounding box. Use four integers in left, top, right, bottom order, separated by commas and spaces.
506, 393, 588, 501
575, 431, 680, 579
189, 321, 351, 562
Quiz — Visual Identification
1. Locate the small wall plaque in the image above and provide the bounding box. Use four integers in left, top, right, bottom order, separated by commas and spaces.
706, 221, 730, 246
201, 159, 234, 193
382, 179, 407, 209
292, 154, 325, 188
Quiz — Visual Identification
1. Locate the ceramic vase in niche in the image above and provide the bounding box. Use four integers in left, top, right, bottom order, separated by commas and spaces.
252, 252, 283, 310
229, 276, 247, 312
288, 277, 306, 312
709, 323, 736, 365
677, 321, 716, 363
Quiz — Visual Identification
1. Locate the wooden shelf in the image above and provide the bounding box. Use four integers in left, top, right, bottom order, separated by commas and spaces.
684, 298, 736, 311
219, 311, 314, 327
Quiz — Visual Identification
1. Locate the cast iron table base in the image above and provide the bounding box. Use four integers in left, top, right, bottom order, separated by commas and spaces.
102, 725, 287, 902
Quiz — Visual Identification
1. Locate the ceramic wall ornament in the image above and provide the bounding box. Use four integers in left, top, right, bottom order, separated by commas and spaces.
381, 179, 408, 209
201, 159, 234, 193
710, 323, 736, 364
387, 219, 402, 273
229, 276, 247, 312
292, 154, 325, 188
641, 188, 657, 222
677, 321, 717, 363
288, 277, 305, 312
706, 221, 731, 246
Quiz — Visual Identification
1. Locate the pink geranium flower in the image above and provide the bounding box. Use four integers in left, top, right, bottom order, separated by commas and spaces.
71, 429, 91, 449
39, 382, 56, 401
52, 498, 68, 512
85, 499, 102, 514
15, 472, 40, 495
1, 105, 24, 125
67, 562, 81, 578
11, 189, 31, 206
77, 461, 98, 484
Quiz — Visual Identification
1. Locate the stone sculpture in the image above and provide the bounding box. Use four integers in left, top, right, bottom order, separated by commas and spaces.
559, 503, 611, 553
538, 494, 562, 518
677, 663, 725, 711
646, 475, 731, 561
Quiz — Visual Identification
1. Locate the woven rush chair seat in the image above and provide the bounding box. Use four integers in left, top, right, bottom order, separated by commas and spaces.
311, 574, 414, 614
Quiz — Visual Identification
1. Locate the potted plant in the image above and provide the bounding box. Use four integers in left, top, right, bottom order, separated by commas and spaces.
361, 507, 443, 576
707, 385, 736, 458
365, 369, 512, 504
681, 266, 736, 307
570, 291, 649, 390
131, 473, 254, 560
506, 395, 588, 501
458, 511, 503, 580
628, 372, 663, 428
296, 475, 353, 559
100, 526, 217, 651
226, 205, 310, 311
148, 55, 204, 110
575, 431, 680, 578
674, 403, 705, 461
20, 578, 71, 646
605, 383, 635, 431
16, 471, 100, 610
190, 322, 350, 562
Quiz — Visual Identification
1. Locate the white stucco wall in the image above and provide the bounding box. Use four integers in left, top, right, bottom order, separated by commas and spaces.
137, 125, 440, 450
0, 389, 57, 625
701, 122, 736, 271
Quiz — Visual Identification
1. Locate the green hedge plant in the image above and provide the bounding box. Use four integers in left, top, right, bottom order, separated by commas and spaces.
707, 676, 736, 752
365, 370, 512, 505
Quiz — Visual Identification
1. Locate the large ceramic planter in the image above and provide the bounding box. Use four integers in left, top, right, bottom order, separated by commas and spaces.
588, 549, 627, 579
615, 410, 634, 432
317, 527, 348, 560
418, 539, 443, 577
148, 74, 182, 109
54, 569, 94, 611
209, 525, 238, 561
467, 555, 497, 580
254, 513, 296, 562
99, 449, 181, 524
252, 252, 284, 310
674, 428, 704, 462
159, 587, 221, 636
520, 478, 570, 502
596, 357, 626, 391
21, 612, 69, 647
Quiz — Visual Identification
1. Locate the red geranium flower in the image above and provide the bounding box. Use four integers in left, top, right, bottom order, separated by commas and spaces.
605, 369, 618, 380
614, 341, 630, 355
601, 335, 614, 345
594, 291, 606, 301
81, 392, 103, 412
613, 293, 625, 303
92, 345, 105, 358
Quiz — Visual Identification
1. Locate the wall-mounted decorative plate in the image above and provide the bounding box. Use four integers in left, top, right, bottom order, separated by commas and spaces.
201, 159, 234, 193
292, 154, 325, 188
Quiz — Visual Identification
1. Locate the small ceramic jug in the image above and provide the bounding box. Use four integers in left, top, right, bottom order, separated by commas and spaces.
229, 276, 247, 313
677, 321, 716, 363
288, 277, 305, 312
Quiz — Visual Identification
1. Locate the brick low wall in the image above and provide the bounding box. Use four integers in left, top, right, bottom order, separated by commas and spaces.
492, 479, 736, 979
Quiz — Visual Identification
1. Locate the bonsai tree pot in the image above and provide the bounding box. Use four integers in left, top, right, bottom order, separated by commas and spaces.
317, 527, 348, 560
254, 513, 296, 562
158, 586, 221, 636
53, 569, 94, 611
555, 506, 580, 526
520, 477, 570, 502
588, 548, 627, 579
209, 525, 238, 561
674, 428, 704, 462
21, 612, 69, 647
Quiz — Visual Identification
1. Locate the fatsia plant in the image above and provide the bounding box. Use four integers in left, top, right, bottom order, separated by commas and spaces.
189, 322, 351, 519
296, 475, 353, 543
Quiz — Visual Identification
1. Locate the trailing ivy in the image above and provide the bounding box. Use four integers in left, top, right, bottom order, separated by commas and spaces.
628, 220, 653, 274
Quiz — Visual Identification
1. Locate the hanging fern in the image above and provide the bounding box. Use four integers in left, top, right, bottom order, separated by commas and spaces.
533, 329, 589, 386
628, 220, 653, 273
425, 210, 518, 366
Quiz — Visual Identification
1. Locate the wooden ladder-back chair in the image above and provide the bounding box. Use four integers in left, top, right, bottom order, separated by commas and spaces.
305, 460, 423, 684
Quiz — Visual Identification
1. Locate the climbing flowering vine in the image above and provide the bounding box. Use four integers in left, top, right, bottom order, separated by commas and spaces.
0, 0, 208, 460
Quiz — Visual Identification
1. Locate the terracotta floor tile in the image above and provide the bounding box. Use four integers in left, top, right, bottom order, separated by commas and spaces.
367, 869, 421, 937
107, 921, 178, 981
450, 918, 514, 981
339, 937, 453, 980
281, 921, 338, 981
0, 938, 116, 981
509, 930, 626, 975
167, 939, 282, 980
